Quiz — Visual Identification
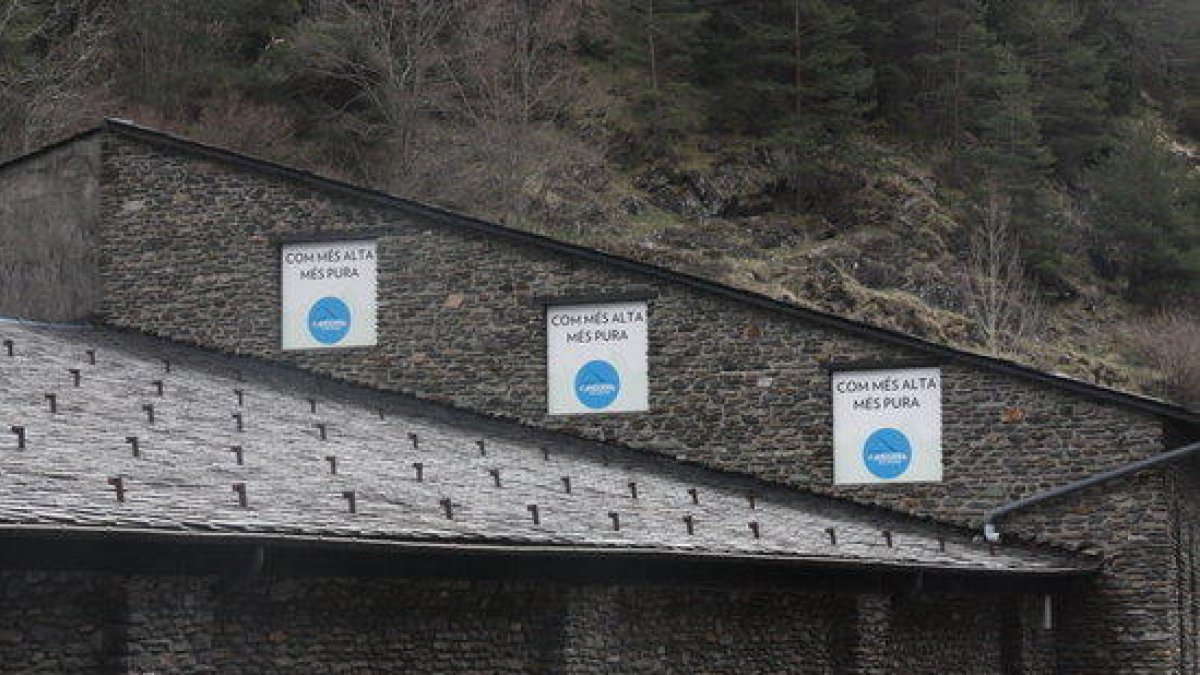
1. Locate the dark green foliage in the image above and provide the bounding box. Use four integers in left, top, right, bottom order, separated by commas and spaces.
604, 0, 710, 157
696, 1, 874, 210
1082, 0, 1200, 129
703, 0, 873, 140
901, 0, 994, 155
889, 0, 1048, 182
0, 0, 1197, 304
967, 44, 1050, 187
1086, 119, 1200, 305
990, 0, 1110, 179
115, 0, 299, 117
872, 0, 1061, 274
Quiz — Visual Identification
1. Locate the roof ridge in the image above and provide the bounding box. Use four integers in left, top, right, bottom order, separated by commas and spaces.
0, 125, 101, 175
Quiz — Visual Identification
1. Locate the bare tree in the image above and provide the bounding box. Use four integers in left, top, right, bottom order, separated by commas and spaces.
284, 0, 459, 188
1125, 311, 1200, 408
419, 1, 589, 221
274, 0, 597, 227
964, 190, 1041, 354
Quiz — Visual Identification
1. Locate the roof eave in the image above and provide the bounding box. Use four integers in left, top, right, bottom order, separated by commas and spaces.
0, 523, 1098, 580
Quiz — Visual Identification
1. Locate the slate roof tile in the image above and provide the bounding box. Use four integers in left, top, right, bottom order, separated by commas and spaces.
0, 321, 1093, 574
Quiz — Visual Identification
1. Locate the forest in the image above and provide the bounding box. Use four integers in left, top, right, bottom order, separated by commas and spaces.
0, 0, 1197, 404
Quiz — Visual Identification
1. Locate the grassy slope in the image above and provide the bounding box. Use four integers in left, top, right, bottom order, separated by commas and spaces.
505, 134, 1164, 401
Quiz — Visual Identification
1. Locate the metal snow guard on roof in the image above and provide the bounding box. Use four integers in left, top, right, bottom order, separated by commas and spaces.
0, 322, 1094, 578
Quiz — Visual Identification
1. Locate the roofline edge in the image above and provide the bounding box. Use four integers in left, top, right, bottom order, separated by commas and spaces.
0, 523, 1099, 578
82, 119, 1196, 426
0, 126, 102, 175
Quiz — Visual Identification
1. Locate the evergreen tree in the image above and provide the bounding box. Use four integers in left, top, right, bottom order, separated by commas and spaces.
967, 43, 1060, 276
605, 0, 710, 158
990, 0, 1111, 179
902, 0, 997, 169
894, 0, 1053, 183
705, 0, 873, 140
896, 0, 1063, 274
1086, 119, 1200, 304
703, 0, 873, 210
851, 0, 918, 132
968, 43, 1050, 188
898, 0, 1050, 179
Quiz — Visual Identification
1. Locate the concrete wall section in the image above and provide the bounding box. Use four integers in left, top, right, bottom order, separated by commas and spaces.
0, 139, 101, 322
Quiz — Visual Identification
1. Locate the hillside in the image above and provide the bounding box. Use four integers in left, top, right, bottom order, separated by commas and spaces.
0, 0, 1197, 406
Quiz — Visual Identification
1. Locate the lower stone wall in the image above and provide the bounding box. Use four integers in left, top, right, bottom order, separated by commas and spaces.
850, 592, 1056, 675
1174, 457, 1200, 675
0, 569, 1052, 674
0, 571, 123, 673
1009, 469, 1181, 672
213, 578, 565, 674
890, 595, 1003, 671
525, 584, 853, 674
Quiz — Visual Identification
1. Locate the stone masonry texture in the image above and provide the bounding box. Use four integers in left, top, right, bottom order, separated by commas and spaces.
0, 570, 1052, 674
0, 123, 1195, 672
84, 130, 1197, 671
0, 137, 100, 322
94, 135, 1170, 527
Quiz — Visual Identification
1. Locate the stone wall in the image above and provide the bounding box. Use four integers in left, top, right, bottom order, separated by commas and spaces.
1172, 456, 1200, 675
0, 569, 1048, 674
84, 131, 1192, 671
95, 135, 1169, 530
0, 139, 100, 322
0, 570, 123, 673
1003, 467, 1183, 672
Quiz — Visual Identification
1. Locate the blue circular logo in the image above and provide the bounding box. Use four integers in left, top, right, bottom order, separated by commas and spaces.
863, 428, 912, 479
574, 360, 621, 409
307, 297, 352, 345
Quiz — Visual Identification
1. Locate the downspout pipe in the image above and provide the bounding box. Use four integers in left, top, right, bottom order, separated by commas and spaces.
983, 440, 1200, 542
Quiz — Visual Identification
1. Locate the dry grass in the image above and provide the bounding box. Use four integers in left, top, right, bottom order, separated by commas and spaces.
1124, 311, 1200, 408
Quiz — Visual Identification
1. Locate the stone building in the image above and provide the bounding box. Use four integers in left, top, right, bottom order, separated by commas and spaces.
0, 119, 1196, 673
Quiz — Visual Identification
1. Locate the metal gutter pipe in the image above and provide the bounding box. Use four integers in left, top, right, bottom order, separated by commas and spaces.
984, 440, 1200, 542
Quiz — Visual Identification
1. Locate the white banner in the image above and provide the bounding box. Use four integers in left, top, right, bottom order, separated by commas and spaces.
280, 241, 377, 350
547, 302, 648, 414
832, 368, 942, 484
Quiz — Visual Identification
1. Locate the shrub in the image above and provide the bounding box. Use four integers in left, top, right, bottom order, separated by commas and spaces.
1124, 310, 1200, 409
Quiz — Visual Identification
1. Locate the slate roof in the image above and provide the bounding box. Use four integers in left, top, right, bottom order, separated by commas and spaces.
0, 320, 1092, 576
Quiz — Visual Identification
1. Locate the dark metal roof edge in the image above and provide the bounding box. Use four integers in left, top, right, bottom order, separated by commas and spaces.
0, 523, 1098, 577
88, 119, 1198, 426
531, 292, 659, 307
0, 126, 101, 175
984, 440, 1200, 541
